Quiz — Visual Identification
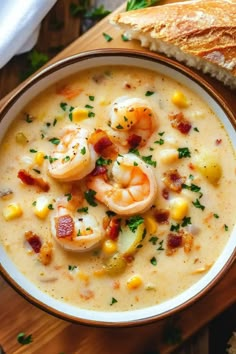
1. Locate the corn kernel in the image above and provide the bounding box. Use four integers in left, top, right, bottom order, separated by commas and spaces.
72, 107, 88, 122
171, 91, 188, 108
170, 197, 189, 221
33, 196, 50, 219
127, 274, 143, 290
159, 149, 178, 164
34, 151, 45, 166
102, 239, 117, 254
145, 216, 157, 234
3, 203, 23, 221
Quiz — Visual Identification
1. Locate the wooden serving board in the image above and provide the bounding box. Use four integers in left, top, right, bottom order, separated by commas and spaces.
0, 2, 235, 353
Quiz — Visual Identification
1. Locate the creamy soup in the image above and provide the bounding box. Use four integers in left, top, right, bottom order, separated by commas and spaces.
0, 65, 235, 312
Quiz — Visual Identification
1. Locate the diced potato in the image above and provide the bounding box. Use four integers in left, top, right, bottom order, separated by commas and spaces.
171, 90, 188, 108
127, 274, 143, 290
3, 203, 23, 221
102, 239, 117, 255
194, 152, 222, 185
144, 215, 157, 234
39, 242, 53, 265
170, 197, 188, 221
15, 132, 28, 145
34, 151, 45, 166
104, 253, 127, 275
117, 223, 145, 256
33, 196, 50, 219
159, 149, 178, 164
72, 107, 88, 122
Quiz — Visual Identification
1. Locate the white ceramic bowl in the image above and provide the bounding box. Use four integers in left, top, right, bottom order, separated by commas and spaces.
0, 49, 235, 326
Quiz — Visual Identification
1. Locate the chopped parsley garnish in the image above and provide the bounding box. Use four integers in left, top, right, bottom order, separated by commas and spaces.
141, 155, 157, 167
128, 148, 140, 156
126, 215, 144, 232
49, 137, 60, 145
154, 138, 164, 145
77, 207, 88, 213
158, 131, 165, 136
149, 236, 159, 245
53, 119, 57, 126
17, 333, 32, 345
85, 104, 93, 109
224, 224, 229, 231
189, 174, 194, 180
60, 102, 68, 111
24, 113, 33, 123
32, 168, 40, 174
32, 201, 36, 206
96, 157, 112, 166
89, 95, 95, 101
48, 204, 54, 210
213, 213, 219, 219
65, 193, 72, 201
150, 256, 157, 266
193, 127, 199, 132
126, 0, 160, 11
88, 111, 95, 118
29, 149, 37, 153
182, 183, 201, 193
84, 189, 97, 207
80, 147, 86, 155
121, 34, 129, 41
103, 32, 113, 42
181, 216, 192, 227
106, 210, 116, 217
116, 124, 124, 129
133, 161, 138, 166
68, 265, 77, 271
110, 297, 118, 305
48, 156, 58, 164
157, 240, 164, 251
192, 198, 205, 211
170, 223, 180, 232
63, 156, 70, 162
177, 147, 191, 158
145, 90, 155, 96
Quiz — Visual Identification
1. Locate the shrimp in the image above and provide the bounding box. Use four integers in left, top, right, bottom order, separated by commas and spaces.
51, 198, 104, 252
48, 126, 97, 182
108, 96, 158, 148
86, 153, 158, 215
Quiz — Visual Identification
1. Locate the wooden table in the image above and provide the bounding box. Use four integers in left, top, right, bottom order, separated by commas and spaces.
0, 1, 235, 353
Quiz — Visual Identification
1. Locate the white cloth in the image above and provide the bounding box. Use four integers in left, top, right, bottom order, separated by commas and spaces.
0, 0, 57, 68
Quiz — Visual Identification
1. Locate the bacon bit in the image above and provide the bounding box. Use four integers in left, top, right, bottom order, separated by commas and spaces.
79, 289, 94, 300
124, 82, 131, 89
89, 129, 118, 158
25, 231, 42, 253
169, 112, 192, 134
107, 217, 121, 240
56, 85, 83, 100
167, 232, 183, 251
215, 139, 222, 145
124, 254, 134, 263
55, 214, 74, 238
163, 169, 186, 193
39, 242, 53, 265
154, 209, 170, 224
127, 134, 142, 148
112, 280, 120, 289
18, 169, 50, 192
91, 165, 107, 176
162, 188, 169, 200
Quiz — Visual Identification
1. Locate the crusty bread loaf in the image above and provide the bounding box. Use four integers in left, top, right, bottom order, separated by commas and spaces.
110, 0, 236, 89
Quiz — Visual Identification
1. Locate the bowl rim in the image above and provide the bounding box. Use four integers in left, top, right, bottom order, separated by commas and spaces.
0, 48, 235, 327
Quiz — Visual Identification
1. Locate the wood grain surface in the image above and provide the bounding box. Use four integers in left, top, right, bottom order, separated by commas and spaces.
0, 1, 235, 353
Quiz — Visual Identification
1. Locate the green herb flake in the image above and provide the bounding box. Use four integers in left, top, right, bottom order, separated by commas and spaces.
121, 34, 129, 41
63, 156, 70, 162
49, 137, 60, 145
213, 213, 219, 219
133, 161, 138, 166
88, 111, 95, 118
89, 95, 95, 101
126, 0, 160, 11
150, 256, 157, 266
192, 198, 205, 211
158, 131, 165, 136
29, 149, 37, 153
48, 156, 58, 164
17, 332, 32, 345
170, 224, 180, 232
177, 147, 191, 159
154, 138, 164, 145
193, 127, 199, 132
77, 207, 88, 214
65, 193, 72, 202
96, 157, 112, 166
68, 265, 77, 271
80, 147, 86, 155
48, 204, 54, 210
60, 102, 68, 111
116, 124, 124, 129
157, 240, 164, 251
142, 155, 157, 167
181, 216, 192, 227
53, 119, 57, 126
106, 210, 116, 217
129, 148, 140, 156
127, 215, 144, 232
24, 113, 33, 123
110, 297, 118, 305
85, 104, 93, 109
84, 189, 97, 207
182, 183, 201, 193
103, 32, 113, 42
32, 168, 40, 174
224, 224, 229, 231
149, 236, 159, 245
32, 201, 36, 206
145, 90, 155, 96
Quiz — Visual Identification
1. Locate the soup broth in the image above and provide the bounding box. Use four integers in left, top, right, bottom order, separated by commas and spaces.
0, 65, 235, 311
